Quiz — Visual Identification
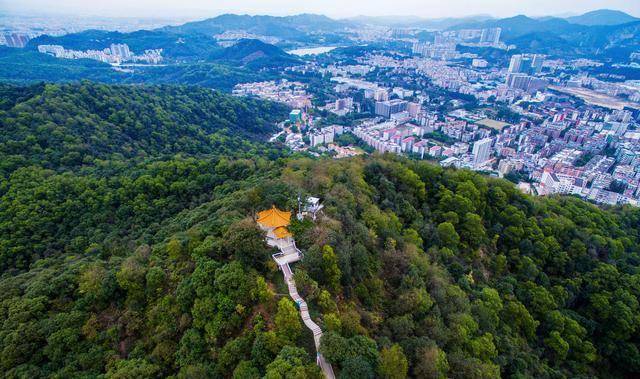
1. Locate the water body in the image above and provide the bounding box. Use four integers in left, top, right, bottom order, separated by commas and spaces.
287, 46, 338, 56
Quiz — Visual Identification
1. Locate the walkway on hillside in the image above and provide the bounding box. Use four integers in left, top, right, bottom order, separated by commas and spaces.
272, 241, 335, 379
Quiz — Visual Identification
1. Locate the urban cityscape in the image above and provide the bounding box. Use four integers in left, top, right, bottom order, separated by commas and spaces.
4, 10, 637, 206
230, 36, 640, 206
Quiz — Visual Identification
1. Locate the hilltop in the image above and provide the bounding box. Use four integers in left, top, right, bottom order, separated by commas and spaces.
163, 13, 351, 44
566, 9, 639, 26
209, 39, 301, 68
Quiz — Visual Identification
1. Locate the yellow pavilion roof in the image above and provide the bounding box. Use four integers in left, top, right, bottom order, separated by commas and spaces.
257, 206, 291, 229
273, 226, 292, 239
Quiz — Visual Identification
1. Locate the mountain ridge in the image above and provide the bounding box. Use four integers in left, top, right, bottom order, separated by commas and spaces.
566, 9, 639, 26
161, 13, 352, 42
449, 14, 640, 57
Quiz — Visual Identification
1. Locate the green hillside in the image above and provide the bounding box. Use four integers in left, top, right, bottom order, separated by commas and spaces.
0, 82, 288, 176
209, 39, 301, 69
27, 29, 223, 62
0, 47, 272, 90
1, 82, 640, 378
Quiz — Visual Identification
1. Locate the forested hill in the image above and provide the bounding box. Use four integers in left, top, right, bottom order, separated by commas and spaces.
2, 82, 640, 378
2, 152, 640, 377
0, 82, 288, 176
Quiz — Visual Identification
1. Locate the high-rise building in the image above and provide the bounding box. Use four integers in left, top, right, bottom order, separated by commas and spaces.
412, 41, 458, 60
4, 33, 31, 48
407, 102, 422, 118
375, 99, 408, 118
506, 73, 531, 90
527, 77, 549, 92
374, 88, 389, 102
289, 109, 302, 124
530, 54, 544, 74
506, 73, 548, 93
508, 54, 544, 75
110, 43, 132, 60
508, 55, 522, 73
472, 138, 493, 166
480, 28, 501, 45
335, 98, 353, 111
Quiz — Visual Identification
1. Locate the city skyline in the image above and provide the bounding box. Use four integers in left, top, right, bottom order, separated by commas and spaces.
2, 0, 639, 20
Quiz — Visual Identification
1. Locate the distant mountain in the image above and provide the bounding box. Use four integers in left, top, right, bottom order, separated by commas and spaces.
451, 15, 582, 38
506, 32, 577, 56
26, 13, 354, 63
163, 13, 352, 43
316, 11, 639, 30
27, 29, 222, 62
348, 14, 494, 29
451, 14, 640, 59
347, 15, 426, 26
566, 9, 639, 26
16, 11, 640, 70
209, 39, 300, 68
284, 14, 353, 32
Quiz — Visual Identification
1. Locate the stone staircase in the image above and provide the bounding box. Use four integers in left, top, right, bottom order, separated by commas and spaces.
276, 252, 335, 378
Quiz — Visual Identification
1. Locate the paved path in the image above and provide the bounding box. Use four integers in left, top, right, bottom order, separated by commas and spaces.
273, 241, 335, 379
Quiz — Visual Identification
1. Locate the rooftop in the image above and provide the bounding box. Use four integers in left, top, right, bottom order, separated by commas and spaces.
257, 206, 291, 229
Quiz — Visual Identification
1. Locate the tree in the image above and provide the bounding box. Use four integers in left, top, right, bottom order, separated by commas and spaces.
544, 331, 569, 360
116, 256, 147, 305
340, 357, 375, 379
274, 298, 302, 344
176, 329, 207, 367
253, 276, 274, 304
320, 332, 348, 364
346, 335, 379, 368
414, 346, 449, 379
436, 222, 460, 249
78, 263, 106, 296
448, 353, 500, 379
105, 358, 160, 379
322, 245, 342, 294
469, 333, 497, 362
378, 344, 408, 379
251, 331, 281, 370
265, 346, 322, 379
318, 289, 338, 312
233, 360, 260, 379
145, 266, 166, 296
460, 213, 486, 249
324, 313, 342, 332
167, 238, 185, 261
501, 300, 538, 341
224, 218, 269, 270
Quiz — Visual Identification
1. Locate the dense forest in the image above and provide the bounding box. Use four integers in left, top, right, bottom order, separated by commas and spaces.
0, 82, 288, 176
1, 82, 640, 378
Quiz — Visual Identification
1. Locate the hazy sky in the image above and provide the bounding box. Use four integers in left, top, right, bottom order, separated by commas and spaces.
2, 0, 639, 19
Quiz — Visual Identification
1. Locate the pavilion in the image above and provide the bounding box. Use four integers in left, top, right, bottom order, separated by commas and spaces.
256, 206, 293, 248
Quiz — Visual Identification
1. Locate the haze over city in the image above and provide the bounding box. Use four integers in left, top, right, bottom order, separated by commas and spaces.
3, 0, 639, 19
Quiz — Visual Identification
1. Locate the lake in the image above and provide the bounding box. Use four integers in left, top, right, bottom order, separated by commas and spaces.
287, 46, 338, 56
